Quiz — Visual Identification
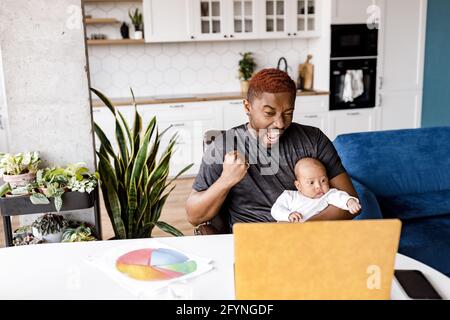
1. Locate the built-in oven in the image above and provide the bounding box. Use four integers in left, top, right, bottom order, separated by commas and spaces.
329, 58, 377, 110
331, 24, 378, 58
330, 24, 378, 110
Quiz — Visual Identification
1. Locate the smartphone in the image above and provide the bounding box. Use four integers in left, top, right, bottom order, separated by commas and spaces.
394, 269, 443, 300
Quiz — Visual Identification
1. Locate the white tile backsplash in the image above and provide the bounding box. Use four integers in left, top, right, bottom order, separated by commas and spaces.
85, 3, 329, 99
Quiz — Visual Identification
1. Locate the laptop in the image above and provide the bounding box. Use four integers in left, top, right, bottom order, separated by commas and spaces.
233, 219, 401, 300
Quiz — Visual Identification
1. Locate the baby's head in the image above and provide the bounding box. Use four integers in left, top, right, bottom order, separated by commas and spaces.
294, 157, 330, 199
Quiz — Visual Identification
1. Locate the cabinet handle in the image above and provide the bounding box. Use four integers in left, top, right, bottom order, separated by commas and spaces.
346, 112, 360, 116
378, 94, 383, 107
293, 32, 297, 36
0, 115, 3, 130
287, 32, 291, 36
229, 34, 234, 38
304, 115, 318, 118
378, 76, 383, 90
224, 35, 228, 38
169, 104, 185, 108
229, 101, 242, 105
190, 35, 195, 39
172, 123, 185, 127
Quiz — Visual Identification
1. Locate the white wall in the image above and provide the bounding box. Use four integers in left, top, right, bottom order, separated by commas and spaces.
85, 2, 331, 98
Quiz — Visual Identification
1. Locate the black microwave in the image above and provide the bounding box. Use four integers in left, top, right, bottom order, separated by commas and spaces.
331, 24, 378, 58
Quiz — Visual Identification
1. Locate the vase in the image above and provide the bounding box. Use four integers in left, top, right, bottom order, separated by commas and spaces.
133, 30, 143, 40
120, 22, 129, 39
240, 80, 249, 94
2, 172, 36, 188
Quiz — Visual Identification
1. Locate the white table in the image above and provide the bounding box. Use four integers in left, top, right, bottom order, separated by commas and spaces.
0, 234, 448, 299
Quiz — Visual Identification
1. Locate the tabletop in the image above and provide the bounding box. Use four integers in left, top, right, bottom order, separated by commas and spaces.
0, 234, 448, 300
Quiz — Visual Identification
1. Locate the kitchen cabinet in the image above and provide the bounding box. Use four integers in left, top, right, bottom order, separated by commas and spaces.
328, 108, 378, 141
377, 0, 426, 130
331, 0, 384, 25
222, 99, 247, 129
143, 0, 194, 42
142, 0, 320, 42
294, 112, 329, 136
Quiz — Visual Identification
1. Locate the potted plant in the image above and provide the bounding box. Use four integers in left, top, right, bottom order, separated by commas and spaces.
61, 222, 97, 242
31, 213, 68, 243
238, 52, 256, 94
129, 8, 143, 39
91, 87, 193, 239
29, 163, 98, 212
0, 151, 40, 187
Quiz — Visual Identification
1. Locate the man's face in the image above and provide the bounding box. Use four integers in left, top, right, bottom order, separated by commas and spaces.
244, 92, 295, 146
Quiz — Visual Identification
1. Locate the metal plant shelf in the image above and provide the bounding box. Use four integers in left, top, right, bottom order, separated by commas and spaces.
0, 191, 95, 216
0, 191, 97, 247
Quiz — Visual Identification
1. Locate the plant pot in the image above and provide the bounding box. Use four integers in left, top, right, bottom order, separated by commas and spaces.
2, 172, 36, 188
32, 227, 63, 243
133, 30, 143, 40
240, 80, 249, 94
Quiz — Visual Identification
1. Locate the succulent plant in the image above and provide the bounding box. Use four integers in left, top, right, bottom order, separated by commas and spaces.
13, 233, 44, 246
0, 151, 40, 176
61, 224, 97, 242
31, 214, 68, 236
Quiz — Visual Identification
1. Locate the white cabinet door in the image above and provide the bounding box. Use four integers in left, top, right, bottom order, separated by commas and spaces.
223, 100, 248, 129
143, 0, 194, 42
294, 112, 329, 137
258, 0, 291, 38
378, 0, 426, 92
295, 95, 328, 113
290, 0, 321, 38
380, 91, 422, 130
332, 0, 384, 24
191, 0, 229, 40
328, 108, 378, 141
226, 0, 260, 39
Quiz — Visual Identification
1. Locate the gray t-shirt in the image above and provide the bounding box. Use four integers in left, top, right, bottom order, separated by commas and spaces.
193, 122, 346, 229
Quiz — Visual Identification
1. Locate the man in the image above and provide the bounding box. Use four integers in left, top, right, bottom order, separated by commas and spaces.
186, 68, 358, 231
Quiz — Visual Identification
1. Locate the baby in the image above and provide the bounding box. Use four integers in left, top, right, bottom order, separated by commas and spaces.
271, 157, 361, 222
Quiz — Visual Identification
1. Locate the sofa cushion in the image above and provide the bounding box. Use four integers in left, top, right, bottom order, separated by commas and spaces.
398, 214, 450, 277
333, 126, 450, 197
378, 190, 450, 220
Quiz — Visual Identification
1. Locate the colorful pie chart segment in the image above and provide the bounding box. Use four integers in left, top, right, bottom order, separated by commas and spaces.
116, 248, 197, 281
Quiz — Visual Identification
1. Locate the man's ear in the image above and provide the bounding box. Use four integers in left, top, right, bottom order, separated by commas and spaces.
243, 99, 251, 115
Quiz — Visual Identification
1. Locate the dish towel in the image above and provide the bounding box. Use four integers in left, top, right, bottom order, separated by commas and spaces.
342, 70, 364, 102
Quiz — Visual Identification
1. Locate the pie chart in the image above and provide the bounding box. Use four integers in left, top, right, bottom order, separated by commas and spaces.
115, 248, 197, 281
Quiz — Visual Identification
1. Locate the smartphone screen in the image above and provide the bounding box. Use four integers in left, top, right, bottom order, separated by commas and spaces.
395, 270, 442, 300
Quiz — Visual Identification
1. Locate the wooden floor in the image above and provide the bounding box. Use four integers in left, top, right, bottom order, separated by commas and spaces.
0, 178, 195, 248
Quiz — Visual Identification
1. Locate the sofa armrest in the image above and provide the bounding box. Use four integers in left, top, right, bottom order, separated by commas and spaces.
351, 179, 383, 220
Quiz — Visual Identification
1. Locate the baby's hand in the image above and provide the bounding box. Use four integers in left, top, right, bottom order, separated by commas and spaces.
288, 212, 303, 223
347, 199, 361, 214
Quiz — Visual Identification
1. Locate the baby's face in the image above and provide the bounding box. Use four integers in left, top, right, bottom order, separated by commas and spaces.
295, 165, 330, 199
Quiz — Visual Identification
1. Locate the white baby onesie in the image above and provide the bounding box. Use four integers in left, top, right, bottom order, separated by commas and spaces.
271, 188, 359, 222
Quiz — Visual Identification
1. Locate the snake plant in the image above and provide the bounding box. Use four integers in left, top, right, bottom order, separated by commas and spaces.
91, 88, 193, 239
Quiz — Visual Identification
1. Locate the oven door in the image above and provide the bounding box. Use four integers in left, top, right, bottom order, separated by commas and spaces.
329, 58, 377, 110
331, 24, 378, 58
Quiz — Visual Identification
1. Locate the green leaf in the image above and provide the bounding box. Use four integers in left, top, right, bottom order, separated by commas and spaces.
91, 88, 115, 115
94, 123, 116, 158
30, 193, 50, 205
115, 118, 129, 165
54, 196, 63, 212
0, 183, 12, 197
155, 221, 183, 237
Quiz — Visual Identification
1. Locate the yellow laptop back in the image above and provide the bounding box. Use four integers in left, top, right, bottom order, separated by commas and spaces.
234, 219, 401, 300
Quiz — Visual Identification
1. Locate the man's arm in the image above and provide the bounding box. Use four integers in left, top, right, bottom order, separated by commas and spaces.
186, 151, 248, 226
308, 172, 359, 221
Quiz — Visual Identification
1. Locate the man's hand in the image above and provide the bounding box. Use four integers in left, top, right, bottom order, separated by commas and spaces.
347, 198, 361, 215
288, 212, 303, 223
220, 150, 249, 188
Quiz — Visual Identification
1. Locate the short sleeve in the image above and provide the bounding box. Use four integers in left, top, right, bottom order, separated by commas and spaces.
192, 137, 225, 192
314, 128, 347, 180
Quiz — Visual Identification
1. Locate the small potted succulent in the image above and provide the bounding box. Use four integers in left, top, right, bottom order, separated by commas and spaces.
238, 52, 256, 94
31, 213, 68, 243
61, 222, 97, 242
129, 8, 143, 39
0, 151, 40, 188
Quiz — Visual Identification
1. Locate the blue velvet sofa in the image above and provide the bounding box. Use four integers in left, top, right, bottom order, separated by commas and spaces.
333, 126, 450, 277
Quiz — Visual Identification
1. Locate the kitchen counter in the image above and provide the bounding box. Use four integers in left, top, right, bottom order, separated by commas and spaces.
91, 90, 329, 107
